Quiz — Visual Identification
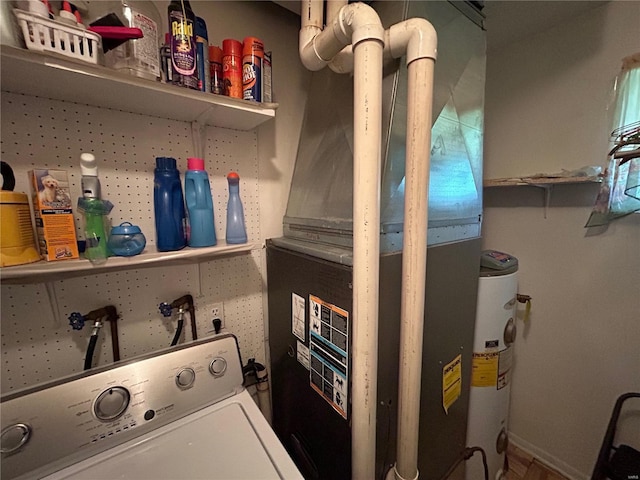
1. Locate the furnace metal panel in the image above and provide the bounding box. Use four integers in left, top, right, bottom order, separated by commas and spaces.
267, 238, 481, 479
283, 1, 486, 251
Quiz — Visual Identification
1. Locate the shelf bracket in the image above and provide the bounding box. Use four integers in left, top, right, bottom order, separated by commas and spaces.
44, 281, 62, 327
532, 183, 553, 218
190, 120, 207, 159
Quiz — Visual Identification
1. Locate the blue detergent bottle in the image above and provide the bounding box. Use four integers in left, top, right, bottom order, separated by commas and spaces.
184, 157, 216, 247
226, 172, 247, 244
154, 157, 186, 252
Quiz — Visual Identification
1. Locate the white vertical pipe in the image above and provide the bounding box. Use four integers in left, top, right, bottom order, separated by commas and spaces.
299, 3, 385, 477
394, 57, 435, 480
351, 34, 383, 480
326, 0, 347, 23
301, 0, 323, 29
381, 18, 436, 480
299, 0, 323, 65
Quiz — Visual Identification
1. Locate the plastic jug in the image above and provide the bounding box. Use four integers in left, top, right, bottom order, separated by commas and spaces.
154, 157, 186, 252
226, 171, 247, 244
184, 157, 216, 247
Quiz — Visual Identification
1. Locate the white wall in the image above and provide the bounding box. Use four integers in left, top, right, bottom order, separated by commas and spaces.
483, 2, 640, 478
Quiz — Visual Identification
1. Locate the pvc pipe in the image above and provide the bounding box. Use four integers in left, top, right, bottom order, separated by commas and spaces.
388, 18, 437, 64
299, 3, 384, 478
299, 0, 323, 69
328, 45, 353, 74
386, 19, 437, 480
300, 3, 383, 71
326, 0, 347, 23
351, 34, 383, 480
330, 19, 436, 77
300, 0, 323, 30
392, 57, 435, 480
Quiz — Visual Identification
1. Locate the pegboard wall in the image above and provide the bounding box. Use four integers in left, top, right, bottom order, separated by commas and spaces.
1, 92, 267, 393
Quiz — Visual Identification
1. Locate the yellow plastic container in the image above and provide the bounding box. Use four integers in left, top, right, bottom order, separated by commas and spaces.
0, 191, 40, 267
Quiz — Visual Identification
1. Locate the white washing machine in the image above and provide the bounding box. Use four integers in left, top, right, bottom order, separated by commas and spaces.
1, 334, 302, 480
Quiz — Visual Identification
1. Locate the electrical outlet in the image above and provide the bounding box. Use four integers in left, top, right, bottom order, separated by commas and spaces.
211, 302, 225, 332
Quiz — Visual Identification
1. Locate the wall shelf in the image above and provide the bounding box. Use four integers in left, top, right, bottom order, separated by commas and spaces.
0, 241, 260, 285
483, 175, 602, 218
483, 175, 602, 188
0, 45, 269, 283
0, 45, 277, 131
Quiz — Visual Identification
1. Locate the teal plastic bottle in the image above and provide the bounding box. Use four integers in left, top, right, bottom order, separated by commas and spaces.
226, 171, 247, 244
184, 157, 216, 247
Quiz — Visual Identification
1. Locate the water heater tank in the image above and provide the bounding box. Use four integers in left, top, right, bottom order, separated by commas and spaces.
466, 251, 519, 480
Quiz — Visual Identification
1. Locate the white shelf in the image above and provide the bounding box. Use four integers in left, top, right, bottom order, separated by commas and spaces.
0, 45, 277, 131
0, 241, 260, 284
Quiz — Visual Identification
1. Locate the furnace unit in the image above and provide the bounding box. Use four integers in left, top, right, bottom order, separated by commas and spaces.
267, 1, 486, 478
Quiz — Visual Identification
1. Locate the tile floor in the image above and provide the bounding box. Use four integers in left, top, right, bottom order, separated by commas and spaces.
506, 443, 570, 480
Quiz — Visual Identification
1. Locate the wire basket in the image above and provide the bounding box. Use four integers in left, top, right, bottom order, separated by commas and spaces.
13, 9, 102, 64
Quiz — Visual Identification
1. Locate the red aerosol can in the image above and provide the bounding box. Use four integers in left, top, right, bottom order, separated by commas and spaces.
242, 37, 264, 102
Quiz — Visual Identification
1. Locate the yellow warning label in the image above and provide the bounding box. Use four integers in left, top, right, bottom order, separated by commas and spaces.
442, 354, 462, 414
471, 352, 499, 387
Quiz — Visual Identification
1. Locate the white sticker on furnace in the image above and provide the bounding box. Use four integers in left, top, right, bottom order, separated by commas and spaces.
309, 296, 322, 336
297, 341, 310, 370
292, 293, 306, 341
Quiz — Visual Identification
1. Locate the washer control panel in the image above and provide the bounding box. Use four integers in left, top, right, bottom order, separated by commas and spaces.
1, 334, 243, 480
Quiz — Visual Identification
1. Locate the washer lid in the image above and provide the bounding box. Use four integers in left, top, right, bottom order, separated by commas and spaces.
43, 390, 302, 480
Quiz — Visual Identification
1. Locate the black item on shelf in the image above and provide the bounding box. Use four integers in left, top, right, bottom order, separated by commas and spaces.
1, 161, 16, 191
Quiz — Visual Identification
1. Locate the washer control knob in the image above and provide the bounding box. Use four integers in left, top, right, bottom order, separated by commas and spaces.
209, 357, 227, 377
94, 387, 130, 422
176, 368, 196, 389
1, 423, 31, 454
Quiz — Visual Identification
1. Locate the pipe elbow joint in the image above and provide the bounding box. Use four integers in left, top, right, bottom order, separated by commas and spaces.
328, 45, 354, 74
299, 3, 383, 72
299, 28, 329, 71
339, 3, 384, 47
389, 18, 437, 64
104, 305, 118, 323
